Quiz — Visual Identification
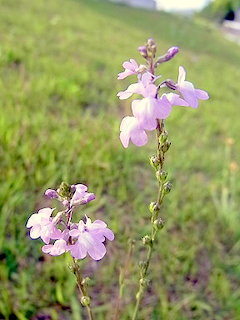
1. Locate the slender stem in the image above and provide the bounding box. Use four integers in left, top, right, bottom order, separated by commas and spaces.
132, 119, 169, 320
131, 231, 158, 320
72, 258, 94, 320
113, 240, 135, 320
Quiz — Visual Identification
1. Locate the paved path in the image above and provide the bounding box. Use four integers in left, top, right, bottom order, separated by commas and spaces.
221, 21, 240, 44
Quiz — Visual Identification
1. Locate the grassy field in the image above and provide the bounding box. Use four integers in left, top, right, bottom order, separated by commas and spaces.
0, 0, 240, 319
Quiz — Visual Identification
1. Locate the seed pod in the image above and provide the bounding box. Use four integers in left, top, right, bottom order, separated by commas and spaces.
163, 182, 172, 195
149, 202, 158, 214
149, 155, 159, 169
81, 296, 90, 306
153, 218, 164, 230
161, 141, 171, 153
142, 235, 152, 246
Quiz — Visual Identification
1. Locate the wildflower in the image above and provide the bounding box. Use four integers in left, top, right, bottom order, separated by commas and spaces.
120, 116, 148, 148
68, 217, 114, 260
176, 66, 209, 108
118, 59, 140, 80
131, 96, 171, 131
26, 208, 62, 244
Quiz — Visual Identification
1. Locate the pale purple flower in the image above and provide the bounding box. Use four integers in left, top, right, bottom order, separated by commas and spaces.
120, 116, 148, 148
70, 184, 95, 207
42, 239, 68, 256
131, 96, 172, 131
26, 208, 62, 244
68, 217, 114, 261
176, 66, 209, 108
118, 59, 140, 80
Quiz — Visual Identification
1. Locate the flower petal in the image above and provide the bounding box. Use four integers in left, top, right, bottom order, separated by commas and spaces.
38, 208, 54, 218
42, 245, 52, 254
163, 93, 189, 107
178, 66, 186, 83
120, 131, 130, 148
49, 239, 67, 256
195, 89, 209, 100
26, 213, 40, 228
30, 225, 41, 239
103, 228, 114, 241
69, 229, 81, 237
131, 129, 148, 147
179, 81, 198, 108
117, 70, 132, 80
69, 242, 87, 260
155, 96, 172, 119
130, 59, 138, 69
87, 241, 107, 261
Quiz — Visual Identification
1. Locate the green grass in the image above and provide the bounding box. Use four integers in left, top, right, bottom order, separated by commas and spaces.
0, 0, 240, 319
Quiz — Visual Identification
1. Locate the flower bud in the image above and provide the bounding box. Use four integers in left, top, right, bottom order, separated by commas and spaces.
156, 46, 179, 65
142, 235, 152, 246
165, 46, 179, 61
163, 182, 172, 195
57, 182, 72, 199
45, 189, 58, 199
147, 38, 155, 47
156, 170, 168, 182
160, 170, 168, 181
153, 218, 164, 230
146, 38, 157, 58
138, 46, 148, 58
81, 296, 90, 306
159, 131, 168, 145
149, 202, 159, 214
149, 155, 159, 169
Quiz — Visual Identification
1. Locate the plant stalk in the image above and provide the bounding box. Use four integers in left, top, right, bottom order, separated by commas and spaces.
132, 120, 169, 320
72, 258, 94, 320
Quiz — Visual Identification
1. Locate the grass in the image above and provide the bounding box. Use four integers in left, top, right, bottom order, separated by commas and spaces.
0, 0, 240, 319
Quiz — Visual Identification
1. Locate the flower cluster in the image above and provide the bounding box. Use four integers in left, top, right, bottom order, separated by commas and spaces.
26, 182, 114, 260
117, 39, 209, 148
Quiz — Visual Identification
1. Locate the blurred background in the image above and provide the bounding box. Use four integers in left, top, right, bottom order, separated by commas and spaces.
0, 0, 240, 319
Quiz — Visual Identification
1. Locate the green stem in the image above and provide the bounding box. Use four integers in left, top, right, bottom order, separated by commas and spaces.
72, 258, 94, 320
131, 230, 158, 320
132, 120, 168, 320
113, 241, 134, 320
